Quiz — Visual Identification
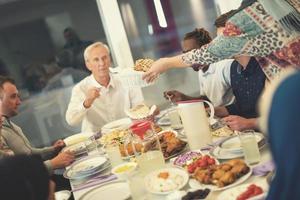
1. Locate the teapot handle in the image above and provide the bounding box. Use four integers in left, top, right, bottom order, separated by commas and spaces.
202, 100, 215, 123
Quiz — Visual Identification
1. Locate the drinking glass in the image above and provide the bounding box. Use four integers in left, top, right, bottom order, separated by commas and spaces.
168, 108, 182, 130
84, 135, 99, 156
127, 170, 147, 200
105, 143, 123, 167
238, 130, 261, 165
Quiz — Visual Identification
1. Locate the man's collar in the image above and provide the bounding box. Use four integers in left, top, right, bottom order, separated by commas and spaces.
89, 74, 115, 89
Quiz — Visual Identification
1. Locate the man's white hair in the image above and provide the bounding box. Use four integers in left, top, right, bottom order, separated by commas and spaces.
84, 42, 110, 62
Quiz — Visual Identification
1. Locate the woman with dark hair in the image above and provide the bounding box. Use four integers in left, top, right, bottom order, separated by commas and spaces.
0, 155, 54, 200
143, 0, 300, 82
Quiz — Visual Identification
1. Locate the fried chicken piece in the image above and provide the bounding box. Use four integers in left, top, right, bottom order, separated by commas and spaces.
230, 163, 250, 178
226, 159, 245, 166
217, 171, 236, 187
217, 163, 232, 171
119, 143, 142, 156
212, 169, 226, 180
194, 168, 215, 184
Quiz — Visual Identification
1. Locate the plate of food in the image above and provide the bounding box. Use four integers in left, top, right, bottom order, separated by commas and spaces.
144, 167, 189, 195
211, 125, 234, 137
189, 159, 252, 191
158, 130, 187, 160
118, 58, 156, 88
98, 129, 130, 146
217, 180, 268, 200
101, 118, 132, 134
125, 103, 156, 121
79, 181, 130, 200
64, 155, 109, 180
173, 151, 218, 174
64, 132, 95, 146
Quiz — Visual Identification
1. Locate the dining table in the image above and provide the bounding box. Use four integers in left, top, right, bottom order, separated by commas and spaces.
68, 125, 272, 200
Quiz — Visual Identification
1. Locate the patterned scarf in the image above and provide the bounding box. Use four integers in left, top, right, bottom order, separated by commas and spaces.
258, 0, 300, 32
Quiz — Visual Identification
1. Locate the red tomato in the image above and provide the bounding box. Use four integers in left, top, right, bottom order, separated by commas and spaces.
203, 155, 210, 160
208, 158, 216, 165
253, 187, 263, 195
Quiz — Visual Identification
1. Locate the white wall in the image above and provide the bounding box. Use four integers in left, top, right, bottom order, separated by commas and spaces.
215, 0, 242, 14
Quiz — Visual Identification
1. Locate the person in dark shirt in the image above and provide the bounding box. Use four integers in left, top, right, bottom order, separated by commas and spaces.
215, 56, 266, 131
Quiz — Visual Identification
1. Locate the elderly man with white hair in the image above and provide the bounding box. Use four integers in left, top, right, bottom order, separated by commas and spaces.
66, 42, 144, 132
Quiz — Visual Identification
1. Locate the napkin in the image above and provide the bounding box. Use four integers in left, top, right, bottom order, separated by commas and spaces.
72, 174, 117, 192
252, 160, 275, 176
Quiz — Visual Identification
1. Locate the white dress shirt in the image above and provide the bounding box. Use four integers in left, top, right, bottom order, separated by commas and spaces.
66, 74, 144, 132
198, 59, 235, 107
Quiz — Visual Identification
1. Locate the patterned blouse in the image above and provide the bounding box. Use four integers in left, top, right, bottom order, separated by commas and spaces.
182, 1, 300, 81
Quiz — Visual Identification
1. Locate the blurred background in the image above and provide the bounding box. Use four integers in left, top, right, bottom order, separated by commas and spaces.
0, 0, 241, 147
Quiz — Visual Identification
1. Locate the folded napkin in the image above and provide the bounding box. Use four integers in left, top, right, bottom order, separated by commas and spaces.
252, 160, 275, 176
72, 173, 117, 192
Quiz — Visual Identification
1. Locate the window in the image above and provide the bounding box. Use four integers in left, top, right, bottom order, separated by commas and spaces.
0, 0, 108, 146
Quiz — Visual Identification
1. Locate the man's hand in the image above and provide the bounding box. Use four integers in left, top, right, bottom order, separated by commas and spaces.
53, 139, 65, 152
163, 90, 186, 103
222, 115, 257, 131
50, 151, 75, 169
83, 87, 101, 108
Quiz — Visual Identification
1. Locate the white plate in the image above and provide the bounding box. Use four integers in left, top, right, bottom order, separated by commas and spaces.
64, 156, 109, 180
217, 180, 268, 200
71, 156, 107, 175
79, 181, 130, 200
62, 142, 87, 156
101, 118, 132, 134
157, 117, 171, 126
64, 132, 95, 146
211, 136, 266, 160
55, 190, 71, 200
144, 167, 189, 195
189, 167, 252, 191
219, 132, 265, 153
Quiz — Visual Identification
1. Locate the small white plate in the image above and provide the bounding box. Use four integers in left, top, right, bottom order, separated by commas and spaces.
101, 118, 132, 134
144, 167, 189, 195
189, 167, 252, 191
79, 181, 130, 200
62, 142, 87, 156
64, 132, 95, 146
55, 190, 71, 200
217, 180, 268, 200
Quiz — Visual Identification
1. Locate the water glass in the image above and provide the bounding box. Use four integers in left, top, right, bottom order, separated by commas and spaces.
105, 143, 123, 167
168, 109, 182, 130
127, 170, 147, 200
238, 130, 261, 165
84, 135, 99, 155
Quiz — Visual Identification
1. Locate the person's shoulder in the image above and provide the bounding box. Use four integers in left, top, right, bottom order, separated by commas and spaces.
212, 59, 234, 68
73, 75, 91, 90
